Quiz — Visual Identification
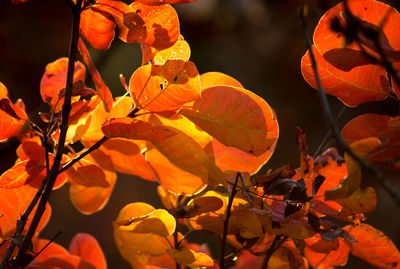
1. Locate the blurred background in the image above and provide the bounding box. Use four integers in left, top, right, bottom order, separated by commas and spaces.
0, 0, 399, 267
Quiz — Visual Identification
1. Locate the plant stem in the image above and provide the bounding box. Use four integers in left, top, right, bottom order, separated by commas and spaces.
299, 6, 400, 205
58, 136, 109, 174
7, 2, 83, 267
260, 235, 286, 269
219, 172, 240, 269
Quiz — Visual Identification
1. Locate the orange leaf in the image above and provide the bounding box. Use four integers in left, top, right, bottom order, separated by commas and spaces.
346, 224, 400, 268
114, 203, 172, 268
301, 46, 390, 107
342, 113, 400, 169
69, 233, 107, 269
0, 83, 30, 141
40, 57, 86, 109
86, 138, 157, 182
129, 2, 180, 50
129, 60, 200, 112
181, 85, 279, 156
69, 168, 116, 214
80, 8, 115, 50
0, 159, 45, 189
64, 158, 109, 188
33, 239, 69, 263
313, 0, 400, 61
150, 127, 225, 188
146, 147, 207, 195
78, 38, 113, 112
0, 185, 51, 241
101, 117, 176, 141
16, 140, 45, 161
135, 0, 199, 4
200, 72, 243, 89
141, 35, 191, 65
304, 236, 350, 268
210, 137, 277, 175
335, 187, 377, 214
325, 138, 381, 200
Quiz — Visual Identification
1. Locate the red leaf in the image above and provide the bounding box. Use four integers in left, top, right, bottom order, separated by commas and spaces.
69, 233, 107, 269
345, 224, 400, 268
40, 57, 86, 109
181, 86, 279, 156
0, 159, 45, 189
301, 46, 390, 107
101, 117, 176, 141
129, 60, 200, 112
65, 158, 109, 188
80, 8, 115, 50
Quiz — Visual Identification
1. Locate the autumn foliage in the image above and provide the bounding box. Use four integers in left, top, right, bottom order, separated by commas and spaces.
1, 0, 400, 268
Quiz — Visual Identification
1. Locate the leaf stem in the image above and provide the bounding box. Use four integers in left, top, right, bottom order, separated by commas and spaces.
219, 172, 240, 269
299, 6, 400, 206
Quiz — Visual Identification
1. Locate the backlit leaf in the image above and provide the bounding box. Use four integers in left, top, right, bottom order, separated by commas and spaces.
40, 57, 86, 109
128, 2, 180, 50
69, 168, 116, 215
301, 46, 390, 107
346, 224, 400, 268
65, 158, 109, 188
0, 185, 51, 241
91, 138, 157, 181
141, 35, 191, 65
101, 117, 177, 140
135, 0, 199, 4
342, 113, 400, 169
146, 147, 207, 195
304, 236, 350, 268
200, 72, 243, 89
0, 83, 30, 142
69, 233, 107, 269
335, 187, 377, 214
150, 126, 225, 188
325, 138, 381, 200
129, 60, 200, 112
301, 0, 400, 106
115, 208, 176, 237
167, 248, 214, 268
80, 7, 115, 50
0, 159, 45, 189
181, 85, 279, 156
114, 203, 172, 268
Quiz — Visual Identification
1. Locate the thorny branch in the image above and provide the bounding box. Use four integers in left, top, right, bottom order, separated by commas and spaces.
219, 172, 241, 269
299, 5, 400, 206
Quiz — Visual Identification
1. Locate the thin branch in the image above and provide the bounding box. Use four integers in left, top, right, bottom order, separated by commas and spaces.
219, 172, 240, 269
58, 136, 109, 174
7, 1, 84, 268
260, 235, 287, 269
313, 105, 346, 158
299, 6, 400, 205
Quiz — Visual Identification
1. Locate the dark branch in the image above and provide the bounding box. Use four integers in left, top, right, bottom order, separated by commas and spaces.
219, 172, 240, 269
299, 6, 400, 205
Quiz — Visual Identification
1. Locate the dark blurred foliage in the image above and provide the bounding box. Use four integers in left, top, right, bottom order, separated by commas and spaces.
0, 0, 399, 268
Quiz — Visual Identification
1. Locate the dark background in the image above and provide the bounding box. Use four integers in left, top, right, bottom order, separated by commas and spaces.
0, 0, 399, 267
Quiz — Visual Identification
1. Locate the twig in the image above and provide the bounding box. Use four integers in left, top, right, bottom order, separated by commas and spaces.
6, 2, 83, 268
219, 172, 240, 269
58, 136, 109, 174
313, 105, 346, 158
260, 235, 286, 269
299, 6, 400, 205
